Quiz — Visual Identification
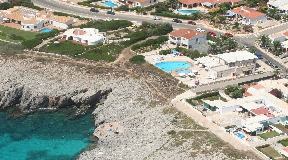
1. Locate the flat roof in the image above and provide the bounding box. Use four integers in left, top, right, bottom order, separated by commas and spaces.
196, 56, 222, 68
214, 51, 258, 63
244, 115, 269, 124
241, 102, 262, 111
245, 122, 263, 132
211, 65, 230, 72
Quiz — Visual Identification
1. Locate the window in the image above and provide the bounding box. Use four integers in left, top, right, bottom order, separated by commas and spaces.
154, 0, 156, 2
150, 1, 151, 3
26, 26, 29, 28
34, 26, 37, 28
196, 38, 199, 43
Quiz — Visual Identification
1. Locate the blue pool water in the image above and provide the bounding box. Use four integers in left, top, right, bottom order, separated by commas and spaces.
39, 28, 53, 33
0, 110, 95, 160
178, 9, 199, 15
102, 1, 117, 7
155, 62, 191, 72
237, 133, 245, 139
177, 69, 191, 74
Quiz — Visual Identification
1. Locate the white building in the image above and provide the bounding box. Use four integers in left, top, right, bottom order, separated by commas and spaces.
230, 6, 267, 25
127, 0, 158, 7
168, 29, 206, 49
1, 6, 76, 31
62, 28, 106, 45
268, 0, 288, 15
196, 51, 257, 78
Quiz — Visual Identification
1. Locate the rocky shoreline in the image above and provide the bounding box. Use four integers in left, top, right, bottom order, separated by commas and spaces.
0, 55, 258, 160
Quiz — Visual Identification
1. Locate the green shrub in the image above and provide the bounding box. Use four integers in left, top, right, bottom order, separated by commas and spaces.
167, 130, 176, 135
22, 30, 60, 49
45, 41, 85, 56
0, 43, 25, 55
77, 20, 133, 32
159, 49, 171, 55
131, 36, 168, 51
53, 11, 88, 20
129, 55, 146, 64
192, 92, 219, 100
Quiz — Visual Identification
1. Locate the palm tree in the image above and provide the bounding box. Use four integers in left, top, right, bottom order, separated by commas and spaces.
259, 35, 270, 48
273, 40, 282, 52
168, 0, 178, 9
135, 7, 146, 15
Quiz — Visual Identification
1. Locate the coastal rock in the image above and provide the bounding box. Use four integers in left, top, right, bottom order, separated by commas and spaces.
0, 84, 23, 107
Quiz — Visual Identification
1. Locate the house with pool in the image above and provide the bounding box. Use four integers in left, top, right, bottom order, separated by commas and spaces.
203, 83, 288, 136
0, 6, 76, 31
62, 28, 106, 45
230, 6, 267, 25
168, 29, 206, 49
178, 0, 243, 9
196, 51, 257, 79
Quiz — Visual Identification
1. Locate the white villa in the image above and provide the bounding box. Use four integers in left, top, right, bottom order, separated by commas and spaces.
268, 0, 288, 15
230, 6, 267, 25
62, 28, 106, 45
168, 29, 206, 49
0, 6, 76, 31
178, 0, 242, 9
196, 51, 258, 79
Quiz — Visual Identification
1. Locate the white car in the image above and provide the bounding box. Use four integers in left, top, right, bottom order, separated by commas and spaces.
195, 28, 202, 32
154, 16, 162, 20
243, 45, 249, 50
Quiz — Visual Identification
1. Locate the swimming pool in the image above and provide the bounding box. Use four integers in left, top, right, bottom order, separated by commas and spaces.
155, 62, 191, 72
102, 1, 117, 7
237, 133, 245, 139
39, 28, 53, 33
178, 9, 199, 15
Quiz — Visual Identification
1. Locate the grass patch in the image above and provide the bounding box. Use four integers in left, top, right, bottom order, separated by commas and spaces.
257, 145, 282, 159
78, 51, 116, 62
259, 131, 280, 140
278, 138, 288, 147
0, 25, 37, 42
44, 41, 85, 56
275, 124, 288, 135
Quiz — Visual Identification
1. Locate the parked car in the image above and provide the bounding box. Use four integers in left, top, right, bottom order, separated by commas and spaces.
273, 65, 281, 70
154, 16, 162, 20
265, 60, 272, 66
195, 28, 202, 32
172, 19, 182, 23
208, 31, 216, 37
279, 54, 288, 59
107, 11, 115, 15
187, 21, 196, 25
254, 52, 263, 59
90, 8, 99, 12
225, 32, 233, 37
243, 45, 249, 50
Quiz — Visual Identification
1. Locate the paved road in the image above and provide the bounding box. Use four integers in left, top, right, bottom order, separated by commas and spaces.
191, 72, 273, 93
32, 0, 288, 72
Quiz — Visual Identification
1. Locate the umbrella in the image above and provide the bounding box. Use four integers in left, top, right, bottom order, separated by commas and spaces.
178, 72, 186, 77
236, 108, 243, 112
188, 72, 195, 77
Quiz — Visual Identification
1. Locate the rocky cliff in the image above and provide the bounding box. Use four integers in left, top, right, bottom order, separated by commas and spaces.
0, 83, 112, 114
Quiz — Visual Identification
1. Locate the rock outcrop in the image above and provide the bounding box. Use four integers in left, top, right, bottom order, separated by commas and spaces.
0, 84, 112, 113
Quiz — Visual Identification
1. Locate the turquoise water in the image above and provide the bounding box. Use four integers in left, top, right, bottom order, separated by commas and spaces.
39, 28, 53, 33
155, 62, 191, 72
177, 69, 191, 74
178, 9, 199, 15
0, 110, 95, 160
102, 1, 117, 7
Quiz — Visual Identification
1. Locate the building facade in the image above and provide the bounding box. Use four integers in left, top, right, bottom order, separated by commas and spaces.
168, 29, 206, 49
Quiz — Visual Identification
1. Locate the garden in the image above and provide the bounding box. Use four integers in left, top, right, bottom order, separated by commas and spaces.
224, 84, 246, 99
186, 91, 227, 106
258, 131, 280, 140
0, 25, 38, 43
131, 36, 168, 53
256, 144, 283, 160
278, 138, 288, 147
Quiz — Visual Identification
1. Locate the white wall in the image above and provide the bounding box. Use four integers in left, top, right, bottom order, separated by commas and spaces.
181, 34, 206, 49
52, 21, 68, 29
221, 105, 240, 114
133, 0, 158, 7
250, 16, 267, 25
21, 20, 44, 31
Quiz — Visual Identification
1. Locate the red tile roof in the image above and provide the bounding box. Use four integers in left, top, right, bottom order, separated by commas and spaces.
231, 6, 265, 19
284, 147, 288, 153
130, 0, 148, 2
170, 29, 204, 39
252, 84, 265, 90
178, 0, 241, 5
251, 107, 274, 117
244, 92, 252, 97
284, 31, 288, 37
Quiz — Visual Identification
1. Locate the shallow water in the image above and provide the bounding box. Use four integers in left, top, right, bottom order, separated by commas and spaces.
0, 110, 95, 160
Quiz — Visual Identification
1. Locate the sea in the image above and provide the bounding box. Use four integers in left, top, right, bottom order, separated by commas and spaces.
0, 109, 95, 160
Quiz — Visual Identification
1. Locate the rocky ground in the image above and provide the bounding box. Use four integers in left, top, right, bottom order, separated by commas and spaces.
0, 54, 259, 160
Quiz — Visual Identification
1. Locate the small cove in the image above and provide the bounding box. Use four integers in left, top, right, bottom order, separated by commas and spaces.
0, 109, 95, 160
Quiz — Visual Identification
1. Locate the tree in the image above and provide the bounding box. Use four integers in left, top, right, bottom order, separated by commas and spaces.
243, 25, 253, 33
168, 0, 178, 9
218, 2, 231, 13
259, 35, 270, 48
135, 7, 146, 15
273, 40, 281, 52
248, 46, 256, 53
231, 90, 243, 99
217, 15, 226, 24
267, 8, 281, 20
232, 22, 240, 30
